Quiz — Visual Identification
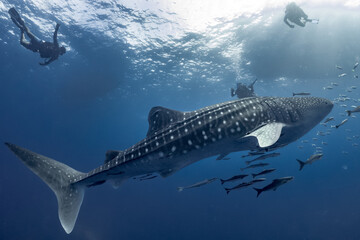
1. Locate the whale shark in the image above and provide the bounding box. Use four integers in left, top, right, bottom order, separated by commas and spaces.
5, 96, 333, 233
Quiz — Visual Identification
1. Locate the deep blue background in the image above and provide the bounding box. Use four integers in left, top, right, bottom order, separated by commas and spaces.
1, 1, 360, 240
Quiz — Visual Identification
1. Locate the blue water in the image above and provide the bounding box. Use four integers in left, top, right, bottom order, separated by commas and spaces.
1, 1, 360, 239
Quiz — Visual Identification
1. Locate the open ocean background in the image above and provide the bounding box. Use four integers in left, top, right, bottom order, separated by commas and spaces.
1, 1, 360, 239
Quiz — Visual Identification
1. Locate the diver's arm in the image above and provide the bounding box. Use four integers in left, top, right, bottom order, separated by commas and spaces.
298, 8, 308, 20
283, 16, 294, 28
39, 57, 56, 66
53, 23, 60, 46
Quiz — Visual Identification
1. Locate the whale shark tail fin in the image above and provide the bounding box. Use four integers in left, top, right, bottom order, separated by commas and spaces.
5, 142, 86, 234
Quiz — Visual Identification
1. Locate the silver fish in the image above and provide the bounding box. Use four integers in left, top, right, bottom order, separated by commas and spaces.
338, 73, 347, 78
323, 117, 334, 123
336, 65, 343, 70
336, 118, 348, 128
346, 106, 360, 116
353, 62, 359, 71
296, 153, 323, 171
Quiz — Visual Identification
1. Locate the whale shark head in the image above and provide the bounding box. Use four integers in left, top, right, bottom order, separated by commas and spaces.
272, 97, 333, 149
289, 96, 333, 127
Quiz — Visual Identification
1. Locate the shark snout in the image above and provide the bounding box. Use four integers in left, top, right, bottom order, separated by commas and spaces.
320, 98, 334, 117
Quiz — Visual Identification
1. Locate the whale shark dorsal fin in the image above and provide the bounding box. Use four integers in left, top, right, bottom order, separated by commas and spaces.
147, 106, 185, 137
104, 150, 123, 163
246, 123, 285, 148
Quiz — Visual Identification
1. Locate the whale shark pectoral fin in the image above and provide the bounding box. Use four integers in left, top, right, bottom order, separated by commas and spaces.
246, 123, 286, 148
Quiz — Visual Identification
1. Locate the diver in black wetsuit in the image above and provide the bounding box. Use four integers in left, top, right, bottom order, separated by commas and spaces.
231, 79, 257, 99
283, 2, 318, 28
8, 7, 66, 66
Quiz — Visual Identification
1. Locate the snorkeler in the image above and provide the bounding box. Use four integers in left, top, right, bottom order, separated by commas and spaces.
8, 7, 66, 66
231, 78, 257, 99
283, 2, 318, 28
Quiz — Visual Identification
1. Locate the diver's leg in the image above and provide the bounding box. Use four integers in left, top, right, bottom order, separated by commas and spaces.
23, 26, 39, 43
20, 30, 31, 49
10, 16, 25, 30
293, 19, 305, 27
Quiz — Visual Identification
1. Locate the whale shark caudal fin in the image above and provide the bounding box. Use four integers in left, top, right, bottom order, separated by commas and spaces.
5, 142, 86, 234
296, 159, 306, 171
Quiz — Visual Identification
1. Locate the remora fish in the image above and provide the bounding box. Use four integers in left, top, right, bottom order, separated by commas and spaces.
177, 178, 218, 192
220, 174, 248, 184
293, 92, 311, 96
253, 176, 294, 197
336, 118, 348, 128
335, 65, 343, 70
224, 178, 266, 194
241, 163, 269, 171
245, 152, 280, 165
346, 106, 360, 116
5, 96, 333, 233
251, 168, 276, 178
296, 153, 323, 171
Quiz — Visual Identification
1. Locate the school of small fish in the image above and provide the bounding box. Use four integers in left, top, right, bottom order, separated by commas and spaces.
173, 61, 360, 198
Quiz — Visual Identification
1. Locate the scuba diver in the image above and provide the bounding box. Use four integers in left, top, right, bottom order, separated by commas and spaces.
284, 2, 318, 28
231, 79, 257, 99
8, 7, 66, 66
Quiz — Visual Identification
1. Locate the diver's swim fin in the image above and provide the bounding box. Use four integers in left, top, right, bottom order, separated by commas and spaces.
8, 7, 25, 29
